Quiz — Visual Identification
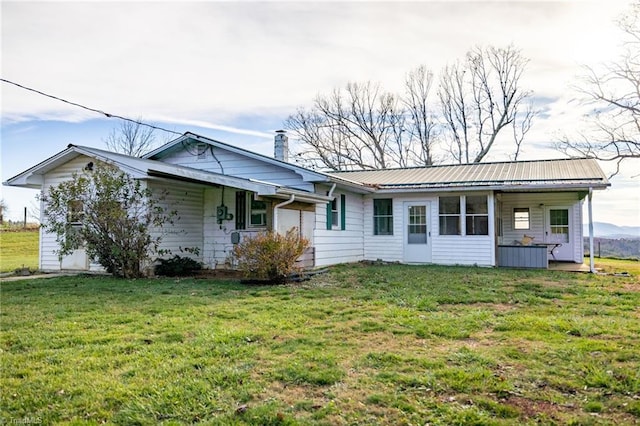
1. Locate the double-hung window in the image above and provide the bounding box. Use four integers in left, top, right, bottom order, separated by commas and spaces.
439, 196, 461, 235
326, 193, 346, 230
373, 199, 393, 235
465, 195, 489, 235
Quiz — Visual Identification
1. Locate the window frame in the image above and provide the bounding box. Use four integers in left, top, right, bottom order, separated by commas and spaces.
465, 195, 489, 236
438, 196, 461, 236
373, 198, 394, 236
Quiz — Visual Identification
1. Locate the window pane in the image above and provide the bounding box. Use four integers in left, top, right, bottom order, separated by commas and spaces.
550, 209, 568, 226
466, 216, 489, 235
439, 216, 460, 235
513, 208, 530, 230
374, 217, 393, 235
466, 195, 487, 214
439, 196, 460, 214
374, 199, 393, 216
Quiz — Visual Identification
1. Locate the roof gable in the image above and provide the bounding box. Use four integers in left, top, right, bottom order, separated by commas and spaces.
143, 132, 330, 184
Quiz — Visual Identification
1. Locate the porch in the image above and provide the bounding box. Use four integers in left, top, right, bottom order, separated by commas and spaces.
548, 261, 591, 273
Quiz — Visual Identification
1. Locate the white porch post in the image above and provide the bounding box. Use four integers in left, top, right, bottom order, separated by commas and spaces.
588, 187, 595, 273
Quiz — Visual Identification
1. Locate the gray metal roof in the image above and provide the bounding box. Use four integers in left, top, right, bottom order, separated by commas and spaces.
328, 158, 610, 191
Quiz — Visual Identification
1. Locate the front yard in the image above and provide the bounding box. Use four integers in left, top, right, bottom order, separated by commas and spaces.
1, 263, 639, 425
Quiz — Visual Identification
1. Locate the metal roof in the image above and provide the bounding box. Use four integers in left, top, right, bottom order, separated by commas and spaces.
328, 158, 610, 191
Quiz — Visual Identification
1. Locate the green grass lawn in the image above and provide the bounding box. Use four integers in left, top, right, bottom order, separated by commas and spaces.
1, 263, 639, 425
0, 229, 39, 272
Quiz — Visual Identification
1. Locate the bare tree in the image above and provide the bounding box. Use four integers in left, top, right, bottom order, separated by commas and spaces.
556, 2, 640, 176
286, 82, 408, 170
286, 45, 533, 170
438, 45, 535, 164
104, 118, 157, 157
404, 65, 440, 166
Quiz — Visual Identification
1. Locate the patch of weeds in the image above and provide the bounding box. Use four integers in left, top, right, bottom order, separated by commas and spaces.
627, 400, 640, 417
474, 397, 521, 419
584, 400, 604, 413
274, 354, 345, 386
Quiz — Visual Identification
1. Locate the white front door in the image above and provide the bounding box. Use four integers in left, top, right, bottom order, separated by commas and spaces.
545, 207, 573, 261
403, 202, 432, 263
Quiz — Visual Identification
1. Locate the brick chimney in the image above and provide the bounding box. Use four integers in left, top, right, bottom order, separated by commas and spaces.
274, 130, 288, 162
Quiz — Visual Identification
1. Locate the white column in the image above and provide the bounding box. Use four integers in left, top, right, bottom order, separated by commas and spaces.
588, 187, 595, 273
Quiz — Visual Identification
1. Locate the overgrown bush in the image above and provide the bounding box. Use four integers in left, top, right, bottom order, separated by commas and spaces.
155, 255, 202, 277
231, 228, 309, 283
41, 162, 176, 278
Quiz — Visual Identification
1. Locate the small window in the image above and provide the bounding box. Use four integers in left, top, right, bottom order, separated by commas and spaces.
67, 200, 84, 226
373, 199, 393, 235
439, 196, 461, 235
466, 195, 488, 235
331, 198, 339, 229
513, 207, 530, 230
326, 193, 346, 230
250, 197, 267, 227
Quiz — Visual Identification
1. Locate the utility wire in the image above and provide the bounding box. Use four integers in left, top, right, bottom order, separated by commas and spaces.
1, 78, 182, 136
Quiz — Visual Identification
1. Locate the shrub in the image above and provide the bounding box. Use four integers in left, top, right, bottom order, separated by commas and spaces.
41, 162, 177, 278
155, 255, 202, 277
231, 228, 309, 283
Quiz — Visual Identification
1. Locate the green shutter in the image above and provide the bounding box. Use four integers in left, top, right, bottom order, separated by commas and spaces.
235, 191, 246, 230
326, 200, 332, 230
340, 194, 346, 231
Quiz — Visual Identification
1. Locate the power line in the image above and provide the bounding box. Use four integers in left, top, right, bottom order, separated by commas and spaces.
1, 78, 182, 136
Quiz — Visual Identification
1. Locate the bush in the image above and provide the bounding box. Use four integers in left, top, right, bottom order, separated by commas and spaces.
231, 228, 309, 283
155, 255, 202, 277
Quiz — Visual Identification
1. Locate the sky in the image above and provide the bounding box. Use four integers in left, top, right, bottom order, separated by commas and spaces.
1, 0, 639, 227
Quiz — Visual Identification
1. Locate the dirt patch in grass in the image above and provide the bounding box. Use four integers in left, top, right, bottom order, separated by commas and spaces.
502, 396, 562, 419
194, 269, 244, 280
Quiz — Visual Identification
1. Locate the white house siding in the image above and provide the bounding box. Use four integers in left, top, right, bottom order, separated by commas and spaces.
146, 180, 204, 264
157, 147, 314, 192
499, 192, 584, 262
313, 188, 365, 267
363, 192, 495, 267
40, 155, 103, 272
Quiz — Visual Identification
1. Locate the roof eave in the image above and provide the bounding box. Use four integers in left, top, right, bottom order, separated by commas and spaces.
373, 182, 610, 193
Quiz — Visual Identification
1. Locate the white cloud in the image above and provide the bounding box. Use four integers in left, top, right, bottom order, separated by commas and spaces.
2, 0, 638, 225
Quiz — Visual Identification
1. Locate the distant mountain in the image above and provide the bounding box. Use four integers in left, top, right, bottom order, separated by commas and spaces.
583, 222, 640, 239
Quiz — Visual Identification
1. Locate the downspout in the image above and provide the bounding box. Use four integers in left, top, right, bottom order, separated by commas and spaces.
273, 194, 295, 234
327, 183, 337, 199
588, 187, 595, 273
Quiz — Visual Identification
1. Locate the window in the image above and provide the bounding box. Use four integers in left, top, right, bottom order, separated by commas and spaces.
465, 195, 488, 235
373, 199, 393, 235
513, 207, 530, 230
250, 197, 267, 227
326, 193, 346, 230
67, 200, 84, 226
331, 198, 339, 229
439, 196, 460, 235
235, 192, 267, 229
